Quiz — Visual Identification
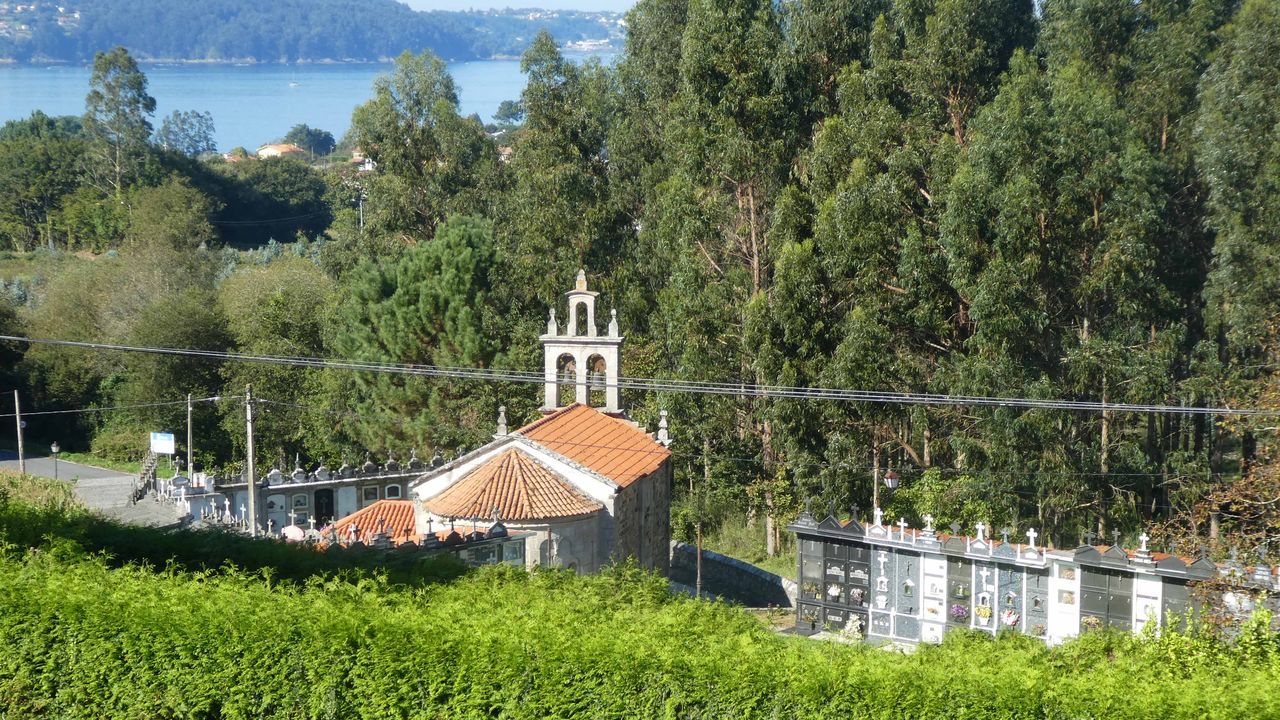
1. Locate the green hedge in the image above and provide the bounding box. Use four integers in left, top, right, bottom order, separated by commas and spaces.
0, 549, 1278, 719
0, 477, 1278, 719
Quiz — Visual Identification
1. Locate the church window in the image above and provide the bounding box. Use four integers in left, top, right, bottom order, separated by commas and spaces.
385, 484, 402, 499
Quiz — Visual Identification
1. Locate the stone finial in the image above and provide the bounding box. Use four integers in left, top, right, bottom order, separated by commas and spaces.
546, 308, 557, 335
575, 268, 587, 291
657, 410, 671, 446
1026, 528, 1039, 550
497, 405, 508, 435
607, 308, 619, 337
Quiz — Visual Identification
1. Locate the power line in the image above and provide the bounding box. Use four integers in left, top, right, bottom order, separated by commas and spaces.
254, 395, 1223, 485
0, 335, 1266, 417
0, 397, 221, 419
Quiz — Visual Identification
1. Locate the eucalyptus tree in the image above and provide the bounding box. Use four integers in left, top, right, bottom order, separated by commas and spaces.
83, 47, 156, 200
349, 51, 497, 242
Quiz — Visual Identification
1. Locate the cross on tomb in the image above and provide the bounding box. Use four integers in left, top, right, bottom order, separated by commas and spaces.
978, 567, 991, 589
923, 514, 935, 532
1001, 527, 1011, 545
949, 522, 962, 536
803, 497, 814, 516
897, 518, 908, 541
1026, 528, 1039, 550
873, 506, 884, 527
850, 505, 860, 524
975, 522, 987, 542
1139, 533, 1150, 553
1111, 529, 1121, 547
1083, 530, 1098, 546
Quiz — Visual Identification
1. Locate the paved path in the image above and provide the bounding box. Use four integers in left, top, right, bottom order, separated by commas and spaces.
1, 450, 180, 526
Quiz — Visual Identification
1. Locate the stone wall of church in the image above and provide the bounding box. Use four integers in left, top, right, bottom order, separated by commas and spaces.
610, 463, 671, 574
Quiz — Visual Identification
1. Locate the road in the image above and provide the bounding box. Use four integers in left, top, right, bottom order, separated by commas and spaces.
0, 450, 179, 525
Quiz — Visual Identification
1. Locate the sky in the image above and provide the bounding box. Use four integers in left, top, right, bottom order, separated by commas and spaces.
401, 1, 636, 11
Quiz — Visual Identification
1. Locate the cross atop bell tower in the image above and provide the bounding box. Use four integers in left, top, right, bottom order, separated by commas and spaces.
541, 270, 623, 412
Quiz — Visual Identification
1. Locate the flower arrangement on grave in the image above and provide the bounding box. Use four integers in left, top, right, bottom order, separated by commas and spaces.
1000, 609, 1020, 627
827, 583, 841, 598
1031, 623, 1046, 637
801, 581, 821, 599
974, 605, 993, 626
950, 604, 969, 621
1081, 615, 1103, 631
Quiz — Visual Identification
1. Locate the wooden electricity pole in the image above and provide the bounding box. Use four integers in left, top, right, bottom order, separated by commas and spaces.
186, 393, 193, 479
245, 385, 258, 537
13, 389, 24, 476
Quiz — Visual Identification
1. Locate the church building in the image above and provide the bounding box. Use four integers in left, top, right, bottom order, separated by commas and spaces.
408, 272, 673, 574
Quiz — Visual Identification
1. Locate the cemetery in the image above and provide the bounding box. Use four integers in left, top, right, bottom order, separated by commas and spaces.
790, 504, 1279, 645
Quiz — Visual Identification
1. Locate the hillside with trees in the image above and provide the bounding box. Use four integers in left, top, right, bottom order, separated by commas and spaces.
3, 0, 1280, 567
0, 0, 623, 63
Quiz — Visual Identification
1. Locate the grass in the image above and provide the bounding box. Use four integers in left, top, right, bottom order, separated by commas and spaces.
701, 513, 798, 578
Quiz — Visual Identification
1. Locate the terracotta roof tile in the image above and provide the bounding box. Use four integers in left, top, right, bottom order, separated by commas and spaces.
515, 404, 669, 487
329, 500, 418, 545
424, 448, 603, 521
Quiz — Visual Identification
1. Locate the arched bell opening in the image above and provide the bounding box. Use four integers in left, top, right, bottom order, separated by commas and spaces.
556, 353, 578, 407
586, 353, 607, 408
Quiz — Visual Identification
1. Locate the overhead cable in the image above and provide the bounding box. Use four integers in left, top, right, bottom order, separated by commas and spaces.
0, 335, 1266, 416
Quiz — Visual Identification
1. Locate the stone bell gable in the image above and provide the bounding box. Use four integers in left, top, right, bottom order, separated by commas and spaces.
541, 269, 623, 413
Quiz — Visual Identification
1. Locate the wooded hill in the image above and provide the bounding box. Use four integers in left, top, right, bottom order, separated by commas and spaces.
0, 0, 622, 63
3, 0, 1280, 561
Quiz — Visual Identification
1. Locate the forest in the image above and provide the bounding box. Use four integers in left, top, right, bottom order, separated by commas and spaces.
3, 0, 1280, 564
0, 0, 622, 63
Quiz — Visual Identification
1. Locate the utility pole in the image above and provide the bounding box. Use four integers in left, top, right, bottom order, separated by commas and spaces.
13, 389, 24, 476
186, 393, 193, 480
245, 385, 258, 537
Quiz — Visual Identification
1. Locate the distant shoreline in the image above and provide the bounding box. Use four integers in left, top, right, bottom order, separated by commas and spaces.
0, 48, 613, 68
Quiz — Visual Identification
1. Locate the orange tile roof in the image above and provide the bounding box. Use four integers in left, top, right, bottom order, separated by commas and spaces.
515, 404, 669, 487
329, 500, 418, 545
425, 448, 603, 521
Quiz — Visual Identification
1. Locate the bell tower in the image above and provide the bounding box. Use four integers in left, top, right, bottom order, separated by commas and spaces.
541, 270, 623, 413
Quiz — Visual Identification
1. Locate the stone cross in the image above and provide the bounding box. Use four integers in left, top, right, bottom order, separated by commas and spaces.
975, 522, 987, 542
804, 497, 814, 516
978, 567, 991, 589
897, 518, 908, 541
923, 514, 934, 532
873, 506, 884, 527
1139, 533, 1150, 552
851, 505, 860, 524
1084, 530, 1098, 546
1111, 529, 1121, 547
1001, 527, 1011, 545
1026, 528, 1038, 550
949, 522, 962, 536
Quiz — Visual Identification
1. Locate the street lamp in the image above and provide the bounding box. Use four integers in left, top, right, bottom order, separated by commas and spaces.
883, 469, 900, 491
50, 441, 60, 481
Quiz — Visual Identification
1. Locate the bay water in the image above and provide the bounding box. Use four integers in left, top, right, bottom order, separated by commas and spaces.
0, 55, 612, 152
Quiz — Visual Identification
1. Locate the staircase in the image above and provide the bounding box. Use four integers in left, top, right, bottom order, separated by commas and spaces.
134, 451, 158, 504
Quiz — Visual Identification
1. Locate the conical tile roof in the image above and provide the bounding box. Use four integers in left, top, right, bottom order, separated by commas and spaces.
424, 448, 603, 521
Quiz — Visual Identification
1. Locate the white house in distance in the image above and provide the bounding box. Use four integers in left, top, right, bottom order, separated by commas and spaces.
408, 271, 673, 574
